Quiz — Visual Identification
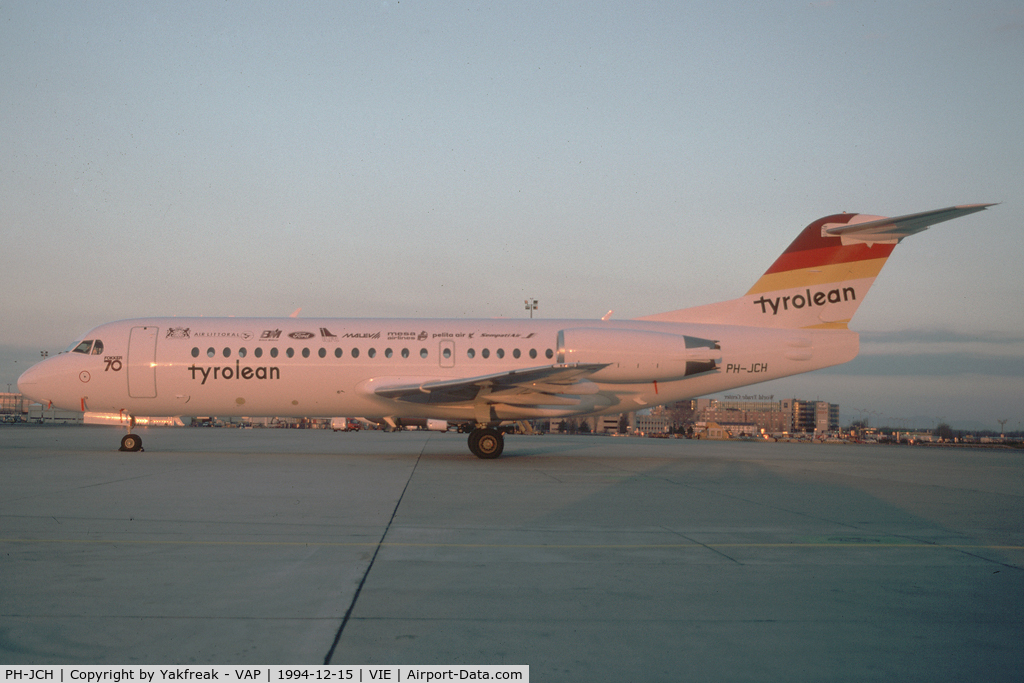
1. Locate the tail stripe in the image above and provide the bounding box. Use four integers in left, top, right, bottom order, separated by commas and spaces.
746, 256, 890, 296
759, 242, 895, 276
744, 213, 896, 300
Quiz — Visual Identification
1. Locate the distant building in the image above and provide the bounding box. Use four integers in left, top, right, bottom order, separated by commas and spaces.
783, 399, 840, 433
0, 392, 30, 422
694, 422, 731, 439
592, 415, 622, 434
632, 411, 672, 435
1, 392, 25, 414
699, 397, 793, 434
649, 396, 840, 435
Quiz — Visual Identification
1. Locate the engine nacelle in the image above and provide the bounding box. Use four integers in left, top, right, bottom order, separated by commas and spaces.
557, 328, 720, 383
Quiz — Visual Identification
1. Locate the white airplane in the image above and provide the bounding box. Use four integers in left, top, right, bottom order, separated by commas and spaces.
18, 204, 992, 457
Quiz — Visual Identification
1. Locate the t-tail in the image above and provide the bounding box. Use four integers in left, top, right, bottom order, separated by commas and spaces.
639, 204, 994, 329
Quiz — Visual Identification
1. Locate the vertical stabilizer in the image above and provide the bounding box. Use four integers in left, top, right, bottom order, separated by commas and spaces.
639, 204, 992, 329
740, 211, 895, 329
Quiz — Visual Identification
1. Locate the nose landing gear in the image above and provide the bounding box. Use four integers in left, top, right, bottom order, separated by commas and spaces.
118, 415, 144, 452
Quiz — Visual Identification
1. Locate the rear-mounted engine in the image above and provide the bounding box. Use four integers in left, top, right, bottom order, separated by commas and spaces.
557, 328, 720, 383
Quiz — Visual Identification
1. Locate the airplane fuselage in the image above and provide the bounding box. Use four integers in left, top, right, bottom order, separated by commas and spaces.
22, 316, 858, 423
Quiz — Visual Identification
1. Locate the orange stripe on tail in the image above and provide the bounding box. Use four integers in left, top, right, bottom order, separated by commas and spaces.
745, 213, 894, 297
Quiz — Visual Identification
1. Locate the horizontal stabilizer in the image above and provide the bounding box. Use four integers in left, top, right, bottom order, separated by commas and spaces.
822, 204, 995, 245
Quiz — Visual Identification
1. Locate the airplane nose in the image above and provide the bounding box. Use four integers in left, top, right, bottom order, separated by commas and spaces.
17, 363, 44, 402
18, 354, 89, 411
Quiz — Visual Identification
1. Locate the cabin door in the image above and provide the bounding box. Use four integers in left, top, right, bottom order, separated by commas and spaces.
127, 326, 158, 398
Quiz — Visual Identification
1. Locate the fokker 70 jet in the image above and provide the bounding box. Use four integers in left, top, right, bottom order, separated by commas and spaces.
18, 204, 992, 457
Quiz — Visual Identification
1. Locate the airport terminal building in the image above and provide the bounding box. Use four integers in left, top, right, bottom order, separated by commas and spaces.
622, 397, 841, 436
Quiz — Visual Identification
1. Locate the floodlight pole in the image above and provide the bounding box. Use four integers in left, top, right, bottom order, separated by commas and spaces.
525, 299, 538, 318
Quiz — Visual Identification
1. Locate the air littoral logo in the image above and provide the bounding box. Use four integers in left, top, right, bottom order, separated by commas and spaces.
753, 287, 856, 315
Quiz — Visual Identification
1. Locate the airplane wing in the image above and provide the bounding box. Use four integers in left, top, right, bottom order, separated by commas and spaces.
373, 362, 608, 405
821, 203, 994, 245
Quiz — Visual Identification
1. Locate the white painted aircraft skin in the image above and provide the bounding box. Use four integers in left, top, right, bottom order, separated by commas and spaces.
19, 317, 851, 419
17, 204, 993, 457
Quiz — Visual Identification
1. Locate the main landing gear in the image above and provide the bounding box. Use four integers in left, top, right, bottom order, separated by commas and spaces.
467, 427, 504, 459
119, 415, 144, 452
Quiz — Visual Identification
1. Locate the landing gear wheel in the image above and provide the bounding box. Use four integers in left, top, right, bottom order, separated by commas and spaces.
120, 434, 143, 452
468, 428, 503, 459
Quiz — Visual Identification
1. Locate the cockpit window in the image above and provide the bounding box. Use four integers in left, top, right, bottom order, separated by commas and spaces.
68, 339, 105, 354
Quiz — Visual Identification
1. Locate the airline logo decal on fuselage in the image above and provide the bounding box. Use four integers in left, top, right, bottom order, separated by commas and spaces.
188, 362, 280, 384
190, 331, 255, 341
753, 287, 856, 315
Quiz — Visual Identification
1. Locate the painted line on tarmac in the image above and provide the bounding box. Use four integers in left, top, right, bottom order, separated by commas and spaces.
2, 537, 1021, 550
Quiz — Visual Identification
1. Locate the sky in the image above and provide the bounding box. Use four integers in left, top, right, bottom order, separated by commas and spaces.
2, 1, 1022, 430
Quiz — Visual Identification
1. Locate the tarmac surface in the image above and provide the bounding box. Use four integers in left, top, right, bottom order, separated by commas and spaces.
1, 426, 1022, 680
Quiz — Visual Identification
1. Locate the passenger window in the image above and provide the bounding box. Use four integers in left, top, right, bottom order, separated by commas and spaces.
223, 347, 231, 358
302, 348, 310, 358
207, 348, 215, 358
497, 349, 505, 359
334, 348, 342, 358
443, 347, 452, 359
319, 348, 326, 358
72, 341, 93, 354
255, 347, 263, 358
529, 349, 537, 359
91, 340, 104, 355
512, 349, 520, 359
420, 348, 428, 358
467, 348, 475, 359
401, 348, 410, 359
192, 347, 200, 358
352, 348, 360, 358
385, 348, 393, 359
287, 348, 295, 358
546, 349, 554, 359
482, 349, 490, 359
239, 348, 247, 358
368, 348, 376, 358
270, 348, 279, 358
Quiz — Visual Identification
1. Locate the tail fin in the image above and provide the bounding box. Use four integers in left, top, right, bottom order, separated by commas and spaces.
639, 204, 993, 329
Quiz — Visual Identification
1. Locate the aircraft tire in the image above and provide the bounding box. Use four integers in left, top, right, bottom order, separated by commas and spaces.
470, 428, 503, 459
119, 434, 143, 452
